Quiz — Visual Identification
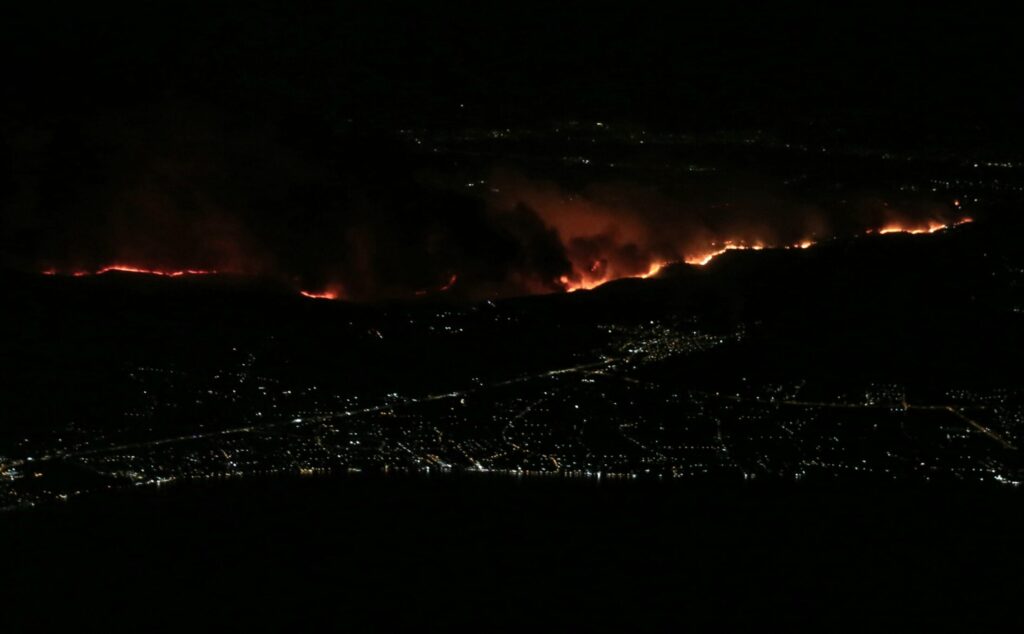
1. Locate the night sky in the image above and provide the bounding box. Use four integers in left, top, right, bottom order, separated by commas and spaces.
5, 3, 1019, 132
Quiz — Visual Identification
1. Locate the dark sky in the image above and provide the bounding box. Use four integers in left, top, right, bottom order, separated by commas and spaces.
3, 2, 1021, 139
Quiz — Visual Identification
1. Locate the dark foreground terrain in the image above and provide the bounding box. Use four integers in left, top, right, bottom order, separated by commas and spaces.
2, 473, 1022, 631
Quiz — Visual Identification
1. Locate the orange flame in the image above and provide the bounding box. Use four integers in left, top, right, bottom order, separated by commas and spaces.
560, 259, 669, 292
560, 215, 974, 290
299, 289, 341, 300
871, 217, 972, 235
639, 261, 667, 278
683, 241, 766, 267
55, 265, 221, 277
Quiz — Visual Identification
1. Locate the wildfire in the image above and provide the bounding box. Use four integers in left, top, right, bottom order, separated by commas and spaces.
871, 217, 973, 235
684, 248, 728, 267
639, 261, 667, 278
43, 263, 350, 301
560, 240, 814, 290
558, 214, 974, 291
559, 259, 668, 292
559, 275, 605, 292
299, 289, 341, 300
49, 265, 221, 277
38, 215, 976, 300
684, 241, 766, 267
439, 274, 458, 291
415, 274, 459, 296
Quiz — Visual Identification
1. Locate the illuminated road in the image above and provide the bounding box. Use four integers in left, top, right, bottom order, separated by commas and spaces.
945, 406, 1017, 450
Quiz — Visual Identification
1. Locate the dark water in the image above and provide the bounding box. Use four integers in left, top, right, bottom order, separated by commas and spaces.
2, 473, 1022, 631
